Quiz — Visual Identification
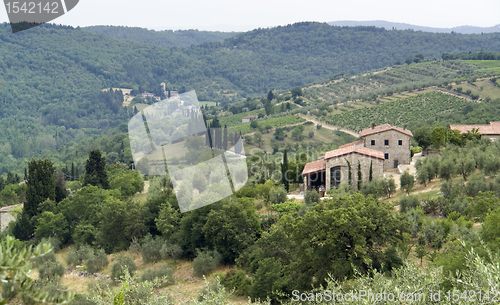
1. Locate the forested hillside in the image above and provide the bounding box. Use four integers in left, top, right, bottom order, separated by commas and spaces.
329, 20, 500, 34
2, 22, 500, 176
83, 26, 237, 48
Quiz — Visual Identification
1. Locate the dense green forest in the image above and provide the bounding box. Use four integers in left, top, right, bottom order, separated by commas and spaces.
83, 26, 237, 48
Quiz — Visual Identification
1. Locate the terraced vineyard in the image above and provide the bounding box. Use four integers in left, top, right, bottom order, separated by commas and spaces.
325, 91, 473, 131
302, 61, 482, 104
209, 104, 298, 128
231, 115, 305, 134
465, 60, 500, 75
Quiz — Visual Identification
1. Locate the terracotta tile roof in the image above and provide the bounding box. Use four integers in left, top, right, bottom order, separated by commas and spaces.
302, 160, 326, 176
325, 144, 385, 160
242, 114, 258, 119
302, 143, 385, 176
0, 204, 23, 213
338, 139, 364, 149
359, 124, 413, 138
449, 122, 500, 135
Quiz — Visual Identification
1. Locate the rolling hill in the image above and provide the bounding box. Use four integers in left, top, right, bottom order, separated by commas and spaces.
3, 22, 500, 175
83, 26, 237, 48
329, 20, 500, 34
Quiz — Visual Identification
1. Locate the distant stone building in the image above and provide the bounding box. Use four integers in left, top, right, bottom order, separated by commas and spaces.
302, 144, 384, 191
0, 204, 22, 232
242, 114, 258, 123
141, 92, 155, 99
359, 123, 413, 171
449, 122, 500, 141
302, 123, 412, 192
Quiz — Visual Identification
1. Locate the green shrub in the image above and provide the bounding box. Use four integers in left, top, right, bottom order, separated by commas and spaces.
304, 190, 321, 205
422, 219, 446, 248
40, 237, 62, 251
38, 261, 65, 281
269, 186, 287, 204
2, 282, 15, 300
442, 196, 471, 217
111, 254, 137, 280
66, 245, 91, 267
68, 295, 96, 305
140, 263, 175, 287
32, 249, 57, 268
221, 269, 251, 296
193, 250, 222, 277
86, 248, 109, 274
140, 234, 165, 263
129, 237, 140, 256
361, 178, 385, 197
399, 195, 421, 213
160, 243, 182, 263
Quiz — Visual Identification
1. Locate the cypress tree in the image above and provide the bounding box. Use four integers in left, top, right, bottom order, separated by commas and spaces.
83, 149, 109, 189
281, 149, 289, 192
267, 90, 274, 101
346, 159, 352, 188
14, 159, 56, 240
223, 125, 228, 151
357, 161, 362, 190
71, 163, 75, 181
24, 159, 56, 219
369, 161, 373, 182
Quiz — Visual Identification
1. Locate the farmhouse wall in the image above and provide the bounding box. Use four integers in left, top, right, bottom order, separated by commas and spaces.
325, 153, 383, 190
363, 130, 411, 171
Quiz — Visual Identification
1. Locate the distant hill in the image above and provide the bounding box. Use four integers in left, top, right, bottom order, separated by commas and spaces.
329, 20, 500, 34
3, 21, 500, 174
83, 26, 237, 48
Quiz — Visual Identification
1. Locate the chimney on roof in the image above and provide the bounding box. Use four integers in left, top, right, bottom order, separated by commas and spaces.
390, 122, 393, 126
371, 122, 375, 129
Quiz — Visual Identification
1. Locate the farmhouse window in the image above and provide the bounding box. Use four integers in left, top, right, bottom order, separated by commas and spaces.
384, 140, 389, 145
371, 140, 375, 145
384, 153, 389, 159
398, 140, 403, 145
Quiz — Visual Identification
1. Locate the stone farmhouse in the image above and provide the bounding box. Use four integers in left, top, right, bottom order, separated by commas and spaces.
449, 122, 500, 141
359, 123, 413, 171
302, 123, 413, 192
242, 114, 258, 123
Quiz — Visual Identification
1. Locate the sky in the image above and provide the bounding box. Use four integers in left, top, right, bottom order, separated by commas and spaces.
1, 0, 499, 31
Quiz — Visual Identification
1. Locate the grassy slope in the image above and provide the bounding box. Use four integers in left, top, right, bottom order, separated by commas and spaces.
54, 248, 248, 304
